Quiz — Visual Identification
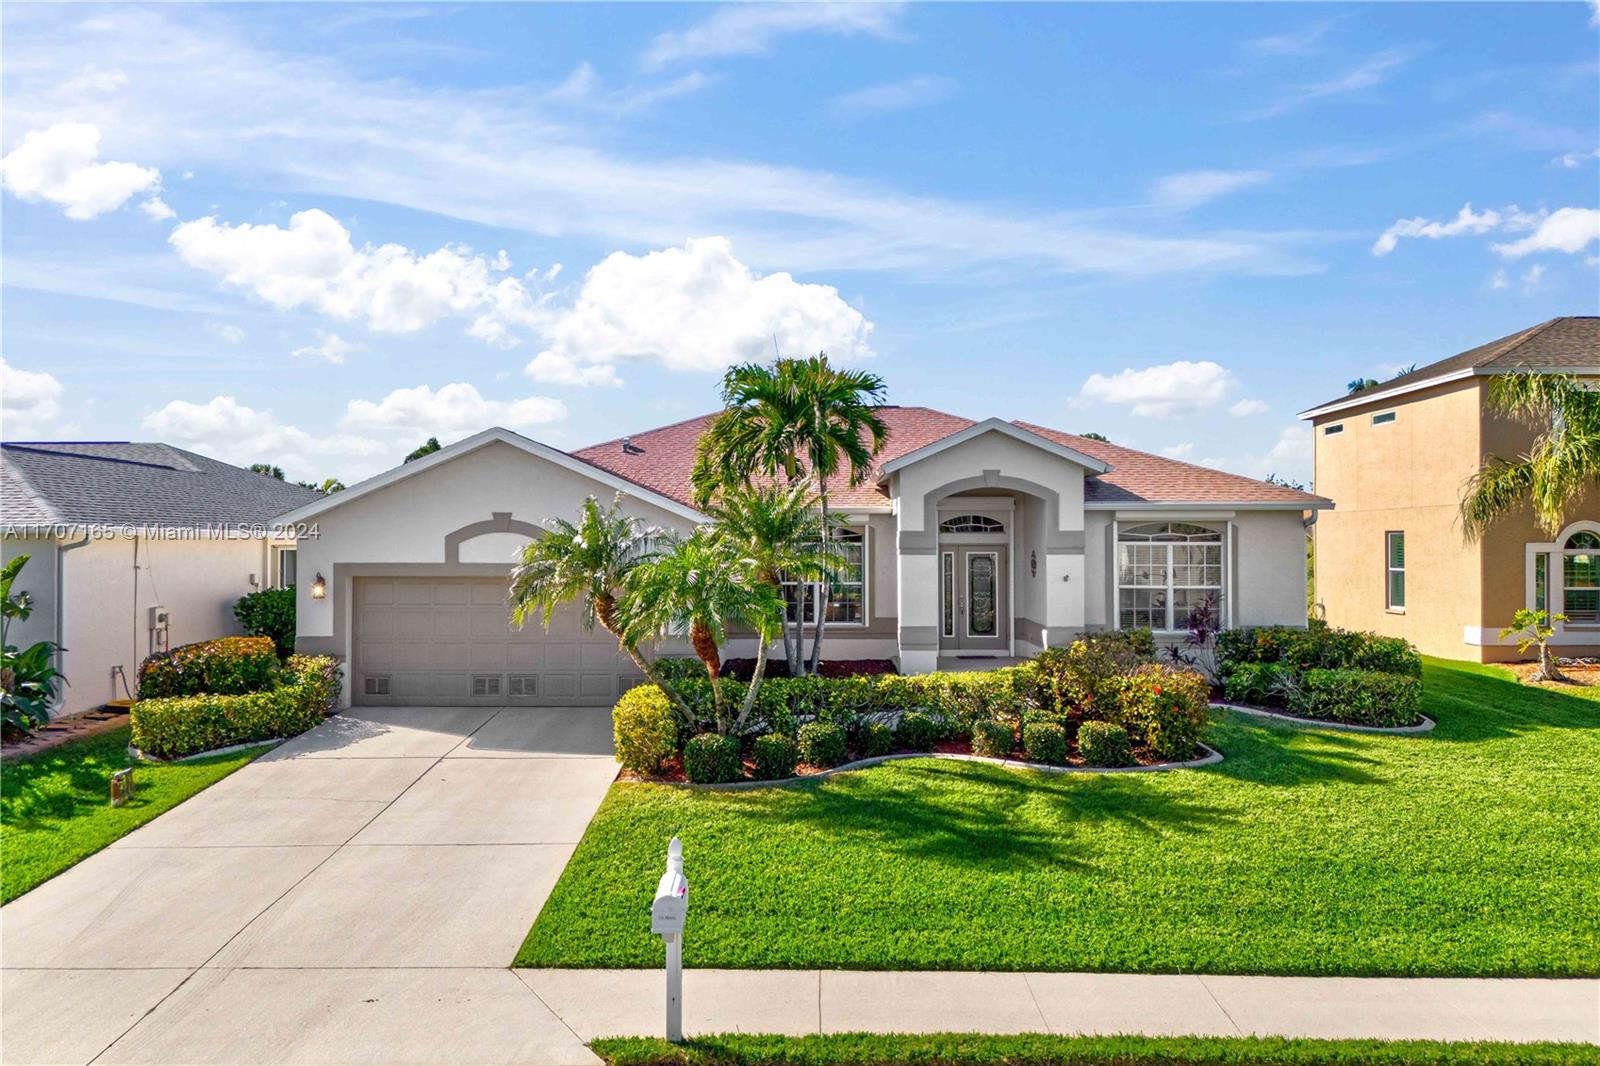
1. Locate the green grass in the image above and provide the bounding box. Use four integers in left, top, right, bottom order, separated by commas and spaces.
591, 1034, 1600, 1066
1, 724, 267, 903
519, 659, 1600, 975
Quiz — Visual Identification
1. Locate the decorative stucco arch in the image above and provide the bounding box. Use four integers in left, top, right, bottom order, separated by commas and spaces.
443, 512, 543, 564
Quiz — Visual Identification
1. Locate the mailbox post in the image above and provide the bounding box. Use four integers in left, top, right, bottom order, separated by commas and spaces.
651, 836, 688, 1042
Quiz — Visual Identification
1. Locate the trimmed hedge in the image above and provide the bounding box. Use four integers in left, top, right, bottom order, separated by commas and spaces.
1022, 721, 1067, 766
894, 711, 938, 752
1079, 721, 1132, 767
234, 587, 296, 658
138, 636, 280, 698
861, 722, 894, 758
684, 733, 743, 784
753, 733, 800, 780
1217, 623, 1422, 679
1291, 669, 1423, 727
971, 718, 1014, 758
130, 655, 341, 759
798, 721, 847, 768
614, 685, 679, 775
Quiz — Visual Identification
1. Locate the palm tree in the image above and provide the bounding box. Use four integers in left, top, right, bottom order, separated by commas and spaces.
691, 353, 887, 674
507, 495, 691, 722
1460, 371, 1599, 541
702, 483, 846, 672
620, 528, 786, 735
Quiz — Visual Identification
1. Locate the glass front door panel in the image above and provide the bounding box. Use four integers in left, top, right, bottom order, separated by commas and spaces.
968, 554, 996, 636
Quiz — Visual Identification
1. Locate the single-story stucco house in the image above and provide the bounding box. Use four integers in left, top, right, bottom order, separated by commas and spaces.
1, 443, 317, 717
280, 408, 1327, 709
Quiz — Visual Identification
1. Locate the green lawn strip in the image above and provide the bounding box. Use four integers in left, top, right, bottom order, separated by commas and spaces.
519, 659, 1600, 975
590, 1034, 1600, 1066
1, 724, 269, 903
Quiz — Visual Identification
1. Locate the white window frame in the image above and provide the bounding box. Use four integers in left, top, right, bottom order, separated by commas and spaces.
782, 525, 867, 628
1385, 531, 1406, 613
275, 546, 298, 589
1113, 521, 1226, 633
1522, 520, 1600, 642
1560, 530, 1600, 627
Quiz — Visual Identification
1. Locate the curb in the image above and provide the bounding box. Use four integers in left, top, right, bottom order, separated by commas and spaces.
641, 743, 1225, 791
1211, 702, 1435, 734
128, 738, 285, 764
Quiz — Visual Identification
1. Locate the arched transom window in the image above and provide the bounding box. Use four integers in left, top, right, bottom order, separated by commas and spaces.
940, 514, 1005, 534
1563, 531, 1599, 624
1117, 522, 1224, 631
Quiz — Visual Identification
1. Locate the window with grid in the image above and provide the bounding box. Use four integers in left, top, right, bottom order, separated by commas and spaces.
1563, 531, 1599, 624
782, 527, 865, 625
1117, 522, 1223, 631
1386, 531, 1406, 610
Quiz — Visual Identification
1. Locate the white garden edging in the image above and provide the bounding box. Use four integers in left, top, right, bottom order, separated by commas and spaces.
128, 738, 285, 763
1211, 702, 1435, 734
650, 742, 1224, 791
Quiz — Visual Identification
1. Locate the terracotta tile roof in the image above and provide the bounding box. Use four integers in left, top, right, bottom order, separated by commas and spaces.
574, 406, 1326, 511
1304, 316, 1600, 414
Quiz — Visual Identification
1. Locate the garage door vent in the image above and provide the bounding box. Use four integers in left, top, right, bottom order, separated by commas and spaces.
508, 675, 538, 697
472, 674, 503, 697
364, 675, 392, 696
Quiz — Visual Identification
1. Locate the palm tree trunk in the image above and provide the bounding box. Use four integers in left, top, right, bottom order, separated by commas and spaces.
807, 480, 831, 673
690, 619, 724, 728
1540, 638, 1568, 683
597, 592, 696, 726
733, 629, 771, 734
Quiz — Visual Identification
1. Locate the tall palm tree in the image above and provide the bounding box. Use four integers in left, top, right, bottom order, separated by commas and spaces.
507, 495, 691, 722
691, 353, 887, 674
620, 528, 786, 735
1460, 370, 1599, 540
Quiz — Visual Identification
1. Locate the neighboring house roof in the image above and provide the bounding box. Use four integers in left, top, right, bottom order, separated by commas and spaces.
1, 442, 320, 533
577, 405, 1328, 510
1300, 315, 1600, 419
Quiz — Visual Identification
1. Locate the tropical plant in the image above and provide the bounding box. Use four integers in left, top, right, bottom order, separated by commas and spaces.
620, 528, 785, 735
249, 462, 286, 479
2, 555, 66, 735
234, 587, 296, 657
690, 353, 887, 674
1165, 591, 1223, 687
1080, 431, 1110, 442
404, 437, 442, 463
1346, 377, 1380, 394
1460, 370, 1599, 540
508, 496, 689, 720
1500, 608, 1568, 683
297, 477, 346, 493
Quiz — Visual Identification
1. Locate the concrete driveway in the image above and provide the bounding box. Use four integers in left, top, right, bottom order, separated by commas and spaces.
0, 706, 618, 1066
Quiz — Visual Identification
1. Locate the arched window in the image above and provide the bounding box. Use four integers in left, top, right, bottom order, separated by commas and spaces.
1563, 531, 1599, 624
1117, 522, 1224, 631
940, 514, 1005, 534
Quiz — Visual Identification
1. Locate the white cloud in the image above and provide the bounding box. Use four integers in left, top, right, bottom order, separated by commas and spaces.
139, 195, 175, 221
1243, 47, 1419, 121
169, 208, 549, 344
1, 359, 65, 435
291, 330, 357, 364
141, 395, 389, 481
524, 352, 624, 388
643, 2, 904, 69
1489, 269, 1510, 291
1257, 424, 1313, 480
0, 122, 161, 220
1244, 19, 1340, 56
341, 382, 567, 438
528, 236, 875, 386
206, 321, 245, 344
1150, 170, 1272, 210
831, 75, 955, 119
1554, 147, 1600, 168
1079, 360, 1237, 418
63, 66, 129, 93
1492, 208, 1600, 258
1373, 203, 1501, 256
1228, 398, 1268, 417
1520, 263, 1547, 292
1161, 442, 1195, 459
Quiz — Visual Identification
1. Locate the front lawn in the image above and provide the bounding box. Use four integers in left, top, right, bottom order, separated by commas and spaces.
519, 658, 1600, 975
1, 724, 267, 903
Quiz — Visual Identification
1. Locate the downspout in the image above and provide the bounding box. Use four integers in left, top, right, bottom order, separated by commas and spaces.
57, 532, 92, 712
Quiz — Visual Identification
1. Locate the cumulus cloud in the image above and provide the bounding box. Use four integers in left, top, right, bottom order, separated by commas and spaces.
291, 330, 357, 364
1079, 360, 1236, 418
1161, 442, 1195, 459
169, 208, 550, 345
139, 195, 176, 221
142, 395, 388, 480
643, 2, 903, 68
1554, 147, 1600, 168
341, 382, 566, 438
1, 358, 65, 435
1228, 398, 1268, 417
0, 123, 162, 220
527, 236, 875, 386
1372, 203, 1502, 256
1150, 170, 1272, 210
1491, 208, 1600, 259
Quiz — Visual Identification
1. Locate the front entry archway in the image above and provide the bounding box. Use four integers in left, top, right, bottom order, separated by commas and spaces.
937, 504, 1013, 657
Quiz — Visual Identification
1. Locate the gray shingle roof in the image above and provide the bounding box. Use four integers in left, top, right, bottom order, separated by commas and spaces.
1, 443, 320, 532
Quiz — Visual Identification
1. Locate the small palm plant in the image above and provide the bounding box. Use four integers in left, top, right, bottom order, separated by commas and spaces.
1500, 608, 1568, 683
620, 528, 786, 736
2, 555, 67, 736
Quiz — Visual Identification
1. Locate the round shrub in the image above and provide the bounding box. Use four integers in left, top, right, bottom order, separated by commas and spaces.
798, 721, 847, 768
613, 685, 680, 775
233, 587, 296, 658
1078, 721, 1132, 768
752, 733, 800, 780
1022, 721, 1068, 766
1111, 664, 1210, 762
683, 732, 743, 784
861, 721, 894, 758
1222, 661, 1293, 708
894, 711, 938, 752
970, 718, 1014, 759
138, 636, 279, 698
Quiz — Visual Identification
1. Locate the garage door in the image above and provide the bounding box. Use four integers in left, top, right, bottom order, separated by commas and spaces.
352, 577, 643, 706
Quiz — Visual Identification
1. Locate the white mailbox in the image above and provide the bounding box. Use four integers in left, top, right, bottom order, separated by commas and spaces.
652, 836, 688, 1042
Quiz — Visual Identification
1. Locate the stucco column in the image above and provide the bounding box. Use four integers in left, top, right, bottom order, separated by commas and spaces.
1043, 550, 1086, 646
896, 551, 939, 673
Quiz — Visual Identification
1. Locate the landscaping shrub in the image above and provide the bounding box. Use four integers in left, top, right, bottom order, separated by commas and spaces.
861, 721, 894, 758
971, 718, 1014, 758
1110, 664, 1210, 762
1350, 636, 1424, 677
1291, 669, 1422, 727
683, 732, 743, 784
653, 657, 708, 682
1022, 721, 1067, 766
798, 721, 847, 768
138, 636, 279, 698
1084, 626, 1156, 658
1078, 721, 1132, 767
894, 711, 938, 752
1217, 623, 1421, 679
1222, 661, 1295, 708
129, 655, 339, 759
233, 587, 296, 658
614, 685, 680, 775
752, 733, 800, 780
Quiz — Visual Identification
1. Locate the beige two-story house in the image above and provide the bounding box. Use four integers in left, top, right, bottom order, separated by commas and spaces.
1301, 316, 1598, 663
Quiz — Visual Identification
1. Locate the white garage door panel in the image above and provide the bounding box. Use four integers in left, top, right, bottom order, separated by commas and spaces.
353, 577, 643, 707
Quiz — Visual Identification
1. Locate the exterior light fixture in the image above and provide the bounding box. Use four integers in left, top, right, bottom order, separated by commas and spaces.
311, 572, 327, 599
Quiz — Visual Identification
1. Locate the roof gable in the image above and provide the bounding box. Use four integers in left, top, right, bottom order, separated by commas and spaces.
880, 418, 1110, 476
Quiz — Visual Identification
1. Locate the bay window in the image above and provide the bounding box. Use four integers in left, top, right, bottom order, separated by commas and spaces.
1117, 522, 1224, 631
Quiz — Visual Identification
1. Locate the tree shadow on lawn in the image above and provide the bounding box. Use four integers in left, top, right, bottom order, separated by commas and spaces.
1201, 713, 1388, 789
1418, 661, 1600, 745
738, 759, 1237, 873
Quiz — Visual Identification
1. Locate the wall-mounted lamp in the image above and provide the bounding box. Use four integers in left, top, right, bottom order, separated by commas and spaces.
310, 572, 327, 599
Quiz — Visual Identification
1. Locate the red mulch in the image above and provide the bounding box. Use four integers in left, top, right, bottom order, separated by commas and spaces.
1508, 662, 1600, 688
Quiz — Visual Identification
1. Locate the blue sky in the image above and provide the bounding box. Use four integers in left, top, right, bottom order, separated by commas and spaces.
2, 2, 1596, 486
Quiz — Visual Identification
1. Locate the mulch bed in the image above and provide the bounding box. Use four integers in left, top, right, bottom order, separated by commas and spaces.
1, 704, 131, 760
1508, 661, 1600, 688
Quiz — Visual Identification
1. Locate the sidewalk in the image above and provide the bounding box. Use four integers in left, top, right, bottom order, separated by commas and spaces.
518, 969, 1600, 1045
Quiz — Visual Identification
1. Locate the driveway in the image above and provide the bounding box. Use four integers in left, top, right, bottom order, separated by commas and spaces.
0, 706, 619, 1066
